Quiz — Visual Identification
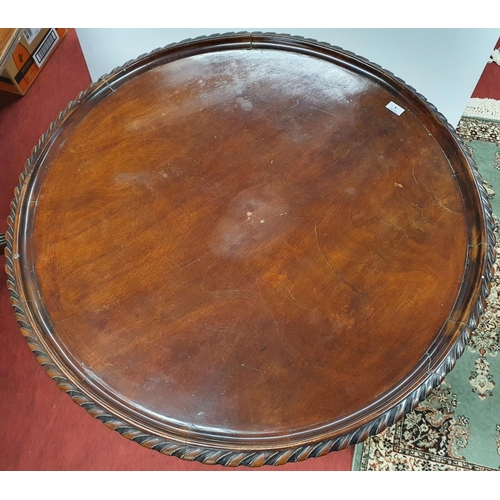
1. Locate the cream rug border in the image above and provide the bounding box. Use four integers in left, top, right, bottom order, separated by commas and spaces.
463, 97, 500, 122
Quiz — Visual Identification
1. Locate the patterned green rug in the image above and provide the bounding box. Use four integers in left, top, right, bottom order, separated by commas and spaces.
352, 115, 500, 471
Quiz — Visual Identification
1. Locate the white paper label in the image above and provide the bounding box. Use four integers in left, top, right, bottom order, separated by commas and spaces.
24, 28, 41, 45
33, 29, 60, 68
386, 101, 405, 116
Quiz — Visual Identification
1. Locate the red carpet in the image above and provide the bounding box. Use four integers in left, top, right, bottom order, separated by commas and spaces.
471, 36, 500, 100
0, 29, 354, 471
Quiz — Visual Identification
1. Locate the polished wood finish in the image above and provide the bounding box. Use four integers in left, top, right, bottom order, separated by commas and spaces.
0, 28, 19, 65
6, 33, 494, 466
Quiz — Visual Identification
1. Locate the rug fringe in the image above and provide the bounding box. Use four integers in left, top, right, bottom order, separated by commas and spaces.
463, 97, 500, 121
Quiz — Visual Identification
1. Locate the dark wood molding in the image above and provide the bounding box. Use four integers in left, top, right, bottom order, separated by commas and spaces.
4, 32, 496, 467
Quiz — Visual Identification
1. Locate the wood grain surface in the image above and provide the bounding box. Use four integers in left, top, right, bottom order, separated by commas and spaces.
0, 28, 19, 66
6, 32, 494, 466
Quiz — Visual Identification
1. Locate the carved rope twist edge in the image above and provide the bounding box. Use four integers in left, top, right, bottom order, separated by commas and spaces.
3, 32, 496, 467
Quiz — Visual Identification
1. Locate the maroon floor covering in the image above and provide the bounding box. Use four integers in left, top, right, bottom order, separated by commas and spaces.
0, 29, 354, 471
472, 37, 500, 100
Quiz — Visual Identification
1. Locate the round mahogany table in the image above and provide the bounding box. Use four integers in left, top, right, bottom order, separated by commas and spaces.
5, 32, 495, 467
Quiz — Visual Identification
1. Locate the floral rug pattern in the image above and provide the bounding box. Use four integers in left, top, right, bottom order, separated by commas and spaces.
352, 117, 500, 471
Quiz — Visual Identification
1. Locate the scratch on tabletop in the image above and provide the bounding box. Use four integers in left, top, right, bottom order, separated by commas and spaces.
277, 280, 318, 312
241, 363, 266, 373
314, 222, 365, 295
412, 164, 462, 215
375, 218, 409, 239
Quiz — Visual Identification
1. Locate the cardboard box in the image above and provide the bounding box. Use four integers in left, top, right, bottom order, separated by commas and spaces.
0, 28, 67, 95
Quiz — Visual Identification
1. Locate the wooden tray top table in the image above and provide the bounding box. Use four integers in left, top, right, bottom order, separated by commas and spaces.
5, 33, 495, 467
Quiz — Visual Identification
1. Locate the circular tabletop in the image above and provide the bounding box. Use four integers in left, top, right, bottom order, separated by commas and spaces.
5, 32, 495, 466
